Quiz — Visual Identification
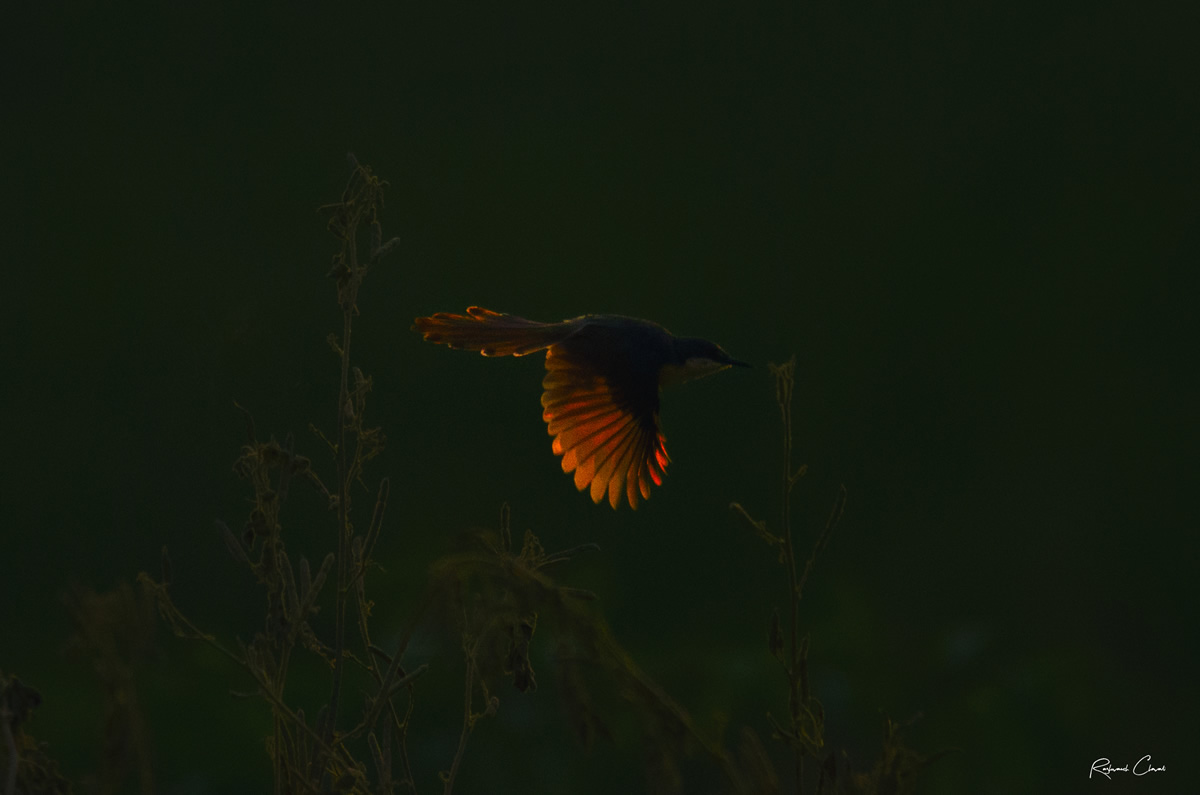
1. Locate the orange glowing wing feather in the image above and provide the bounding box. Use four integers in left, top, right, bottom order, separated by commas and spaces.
542, 347, 669, 510
413, 307, 671, 509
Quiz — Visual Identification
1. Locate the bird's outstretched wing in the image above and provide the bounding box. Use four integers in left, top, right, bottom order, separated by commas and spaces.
542, 346, 669, 510
412, 306, 579, 356
413, 306, 671, 509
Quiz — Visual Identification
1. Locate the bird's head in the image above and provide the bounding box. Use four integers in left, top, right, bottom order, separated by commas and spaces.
660, 336, 750, 386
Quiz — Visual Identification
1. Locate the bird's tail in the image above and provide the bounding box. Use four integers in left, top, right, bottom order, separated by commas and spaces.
412, 307, 577, 357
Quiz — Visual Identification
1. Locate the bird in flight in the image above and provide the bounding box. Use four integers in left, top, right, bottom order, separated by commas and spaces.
412, 307, 748, 509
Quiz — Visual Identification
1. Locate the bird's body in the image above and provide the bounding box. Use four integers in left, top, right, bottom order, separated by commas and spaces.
413, 307, 747, 509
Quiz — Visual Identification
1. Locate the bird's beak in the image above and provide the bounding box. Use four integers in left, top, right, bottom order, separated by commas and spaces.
729, 358, 751, 368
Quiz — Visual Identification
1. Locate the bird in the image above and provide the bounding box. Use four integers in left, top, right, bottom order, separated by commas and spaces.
412, 307, 749, 509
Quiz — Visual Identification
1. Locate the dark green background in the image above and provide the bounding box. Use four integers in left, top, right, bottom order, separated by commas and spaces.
5, 2, 1196, 793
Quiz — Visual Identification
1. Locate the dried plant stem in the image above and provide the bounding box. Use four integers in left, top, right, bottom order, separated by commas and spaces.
136, 160, 408, 793
325, 157, 397, 751
328, 302, 354, 746
775, 358, 805, 795
442, 633, 497, 795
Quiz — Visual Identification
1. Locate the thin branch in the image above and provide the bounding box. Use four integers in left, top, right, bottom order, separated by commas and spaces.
441, 639, 497, 795
797, 485, 846, 600
770, 356, 804, 794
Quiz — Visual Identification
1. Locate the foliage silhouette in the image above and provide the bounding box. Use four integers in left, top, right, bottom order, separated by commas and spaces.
732, 357, 935, 794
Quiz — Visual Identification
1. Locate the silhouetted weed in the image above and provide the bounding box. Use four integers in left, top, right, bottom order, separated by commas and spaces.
732, 357, 935, 794
136, 157, 418, 795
